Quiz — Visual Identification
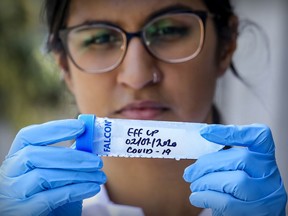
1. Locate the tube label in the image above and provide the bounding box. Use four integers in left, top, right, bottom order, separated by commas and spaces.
92, 117, 222, 160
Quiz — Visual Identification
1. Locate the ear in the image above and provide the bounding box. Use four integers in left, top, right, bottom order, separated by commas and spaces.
54, 53, 75, 94
217, 15, 238, 77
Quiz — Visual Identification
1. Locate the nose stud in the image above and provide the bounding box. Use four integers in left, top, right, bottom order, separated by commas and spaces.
153, 71, 160, 83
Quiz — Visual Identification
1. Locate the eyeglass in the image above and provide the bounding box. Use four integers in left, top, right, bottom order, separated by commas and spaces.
59, 10, 210, 73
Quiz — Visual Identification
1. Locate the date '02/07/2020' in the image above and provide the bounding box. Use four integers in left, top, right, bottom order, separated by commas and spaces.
125, 127, 177, 156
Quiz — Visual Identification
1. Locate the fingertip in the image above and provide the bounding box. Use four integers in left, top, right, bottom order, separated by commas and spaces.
72, 183, 102, 202
199, 124, 228, 146
189, 192, 206, 208
199, 124, 219, 135
70, 183, 102, 200
73, 152, 104, 170
200, 133, 227, 146
97, 157, 104, 168
50, 119, 86, 140
91, 183, 102, 194
183, 173, 189, 182
64, 119, 86, 134
101, 172, 107, 184
183, 165, 194, 182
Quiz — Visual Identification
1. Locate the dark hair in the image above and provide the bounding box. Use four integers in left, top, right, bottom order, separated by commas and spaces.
204, 0, 236, 44
43, 0, 69, 53
42, 0, 239, 75
203, 0, 240, 78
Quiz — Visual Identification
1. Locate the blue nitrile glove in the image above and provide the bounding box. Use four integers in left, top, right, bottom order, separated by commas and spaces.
183, 124, 287, 216
0, 119, 106, 216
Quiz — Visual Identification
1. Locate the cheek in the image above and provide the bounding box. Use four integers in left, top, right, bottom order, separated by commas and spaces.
68, 70, 115, 116
162, 30, 220, 122
164, 61, 217, 122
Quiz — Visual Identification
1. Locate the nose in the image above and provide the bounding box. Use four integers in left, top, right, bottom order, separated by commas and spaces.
116, 38, 160, 90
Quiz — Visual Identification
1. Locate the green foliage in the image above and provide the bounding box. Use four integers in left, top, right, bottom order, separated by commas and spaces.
0, 0, 75, 130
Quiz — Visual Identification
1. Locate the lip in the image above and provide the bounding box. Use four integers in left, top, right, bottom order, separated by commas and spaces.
115, 101, 169, 120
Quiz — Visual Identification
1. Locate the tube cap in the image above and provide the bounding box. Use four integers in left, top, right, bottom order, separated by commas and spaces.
76, 114, 95, 153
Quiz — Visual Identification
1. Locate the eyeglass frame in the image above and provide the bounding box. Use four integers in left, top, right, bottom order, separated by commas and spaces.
59, 9, 213, 73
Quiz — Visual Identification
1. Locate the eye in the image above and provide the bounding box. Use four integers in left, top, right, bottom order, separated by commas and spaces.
157, 26, 189, 37
83, 33, 114, 46
145, 20, 191, 42
79, 28, 122, 48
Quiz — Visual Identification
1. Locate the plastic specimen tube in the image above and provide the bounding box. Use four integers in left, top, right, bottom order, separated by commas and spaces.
76, 114, 222, 160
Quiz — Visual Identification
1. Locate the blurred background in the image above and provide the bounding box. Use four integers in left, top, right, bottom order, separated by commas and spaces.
216, 0, 288, 212
0, 0, 77, 159
0, 0, 287, 211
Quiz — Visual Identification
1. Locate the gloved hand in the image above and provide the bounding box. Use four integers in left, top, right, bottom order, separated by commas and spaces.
183, 124, 287, 216
0, 119, 106, 216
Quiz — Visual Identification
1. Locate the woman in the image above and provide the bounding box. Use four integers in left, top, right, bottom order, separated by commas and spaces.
0, 0, 286, 215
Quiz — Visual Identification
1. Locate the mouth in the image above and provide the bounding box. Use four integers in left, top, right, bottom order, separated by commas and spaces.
115, 101, 169, 120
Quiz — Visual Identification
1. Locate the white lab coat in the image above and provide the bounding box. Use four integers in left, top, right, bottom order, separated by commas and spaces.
82, 186, 211, 216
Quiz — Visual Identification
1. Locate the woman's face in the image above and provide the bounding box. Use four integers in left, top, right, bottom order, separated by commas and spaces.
62, 0, 233, 123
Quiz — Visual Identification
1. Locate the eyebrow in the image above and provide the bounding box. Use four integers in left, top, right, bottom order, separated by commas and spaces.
70, 4, 196, 29
145, 4, 195, 22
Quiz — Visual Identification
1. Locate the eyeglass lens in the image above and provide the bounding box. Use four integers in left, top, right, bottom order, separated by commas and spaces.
66, 13, 204, 73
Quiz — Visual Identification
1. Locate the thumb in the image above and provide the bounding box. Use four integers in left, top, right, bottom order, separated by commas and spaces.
200, 124, 275, 154
8, 119, 85, 157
